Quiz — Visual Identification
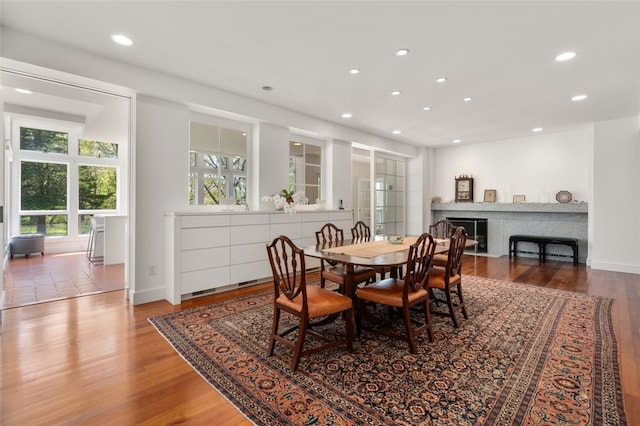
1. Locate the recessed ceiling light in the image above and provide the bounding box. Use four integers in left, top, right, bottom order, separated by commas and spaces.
555, 51, 576, 62
341, 113, 352, 118
392, 130, 402, 135
463, 97, 473, 102
15, 88, 32, 94
571, 94, 587, 101
111, 34, 133, 46
292, 142, 302, 146
391, 90, 401, 96
395, 48, 410, 56
452, 139, 461, 143
262, 86, 274, 91
349, 68, 360, 75
532, 127, 543, 132
436, 77, 447, 83
423, 106, 431, 111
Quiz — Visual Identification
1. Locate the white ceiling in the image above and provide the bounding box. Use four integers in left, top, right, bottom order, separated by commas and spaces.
1, 1, 639, 147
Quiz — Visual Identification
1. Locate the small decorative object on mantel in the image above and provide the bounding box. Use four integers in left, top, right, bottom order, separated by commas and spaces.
455, 175, 474, 202
513, 194, 526, 203
432, 196, 442, 203
483, 189, 497, 203
555, 190, 572, 203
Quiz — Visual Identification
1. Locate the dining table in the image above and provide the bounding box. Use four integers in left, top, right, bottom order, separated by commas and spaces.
303, 236, 455, 300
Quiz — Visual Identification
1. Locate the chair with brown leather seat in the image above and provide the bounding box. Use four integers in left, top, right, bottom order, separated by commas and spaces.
428, 226, 468, 328
266, 235, 354, 371
429, 219, 456, 267
355, 232, 437, 353
351, 220, 396, 280
316, 223, 376, 290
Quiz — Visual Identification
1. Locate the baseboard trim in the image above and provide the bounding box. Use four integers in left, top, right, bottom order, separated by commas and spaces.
590, 261, 640, 275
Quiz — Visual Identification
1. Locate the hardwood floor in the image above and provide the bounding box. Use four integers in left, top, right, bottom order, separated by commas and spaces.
1, 256, 638, 425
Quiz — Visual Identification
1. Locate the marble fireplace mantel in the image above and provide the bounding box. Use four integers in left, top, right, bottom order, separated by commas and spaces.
431, 202, 588, 263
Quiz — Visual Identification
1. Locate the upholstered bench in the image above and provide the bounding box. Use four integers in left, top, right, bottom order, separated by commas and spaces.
10, 234, 45, 258
509, 235, 578, 266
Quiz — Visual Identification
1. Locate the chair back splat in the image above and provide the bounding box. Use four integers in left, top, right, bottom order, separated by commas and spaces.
351, 220, 371, 240
428, 226, 469, 328
428, 219, 456, 239
267, 235, 306, 302
315, 223, 376, 289
315, 222, 344, 244
429, 219, 456, 267
266, 235, 354, 371
356, 232, 436, 353
350, 220, 396, 281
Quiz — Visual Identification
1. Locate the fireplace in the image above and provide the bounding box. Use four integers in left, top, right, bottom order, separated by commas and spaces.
447, 217, 488, 253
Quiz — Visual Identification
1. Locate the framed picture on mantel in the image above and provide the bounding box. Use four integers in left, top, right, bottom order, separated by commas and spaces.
455, 175, 474, 202
483, 189, 497, 203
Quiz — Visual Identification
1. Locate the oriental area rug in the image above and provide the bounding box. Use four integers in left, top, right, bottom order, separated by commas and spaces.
149, 276, 627, 425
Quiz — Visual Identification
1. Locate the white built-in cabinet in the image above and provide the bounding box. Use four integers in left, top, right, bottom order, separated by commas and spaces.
166, 210, 353, 304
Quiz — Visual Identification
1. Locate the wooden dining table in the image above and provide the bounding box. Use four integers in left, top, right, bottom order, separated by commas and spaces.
303, 236, 453, 300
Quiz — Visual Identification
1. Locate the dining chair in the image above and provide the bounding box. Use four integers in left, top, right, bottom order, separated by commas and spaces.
429, 219, 456, 267
350, 220, 397, 280
266, 235, 354, 371
428, 226, 468, 328
316, 223, 376, 290
355, 232, 437, 353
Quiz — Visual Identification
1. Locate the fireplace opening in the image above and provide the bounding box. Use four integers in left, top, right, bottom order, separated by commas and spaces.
447, 217, 488, 253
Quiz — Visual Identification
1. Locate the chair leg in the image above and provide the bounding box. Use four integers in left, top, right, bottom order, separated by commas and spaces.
291, 317, 308, 371
355, 299, 365, 336
445, 288, 459, 328
268, 306, 280, 356
402, 304, 417, 353
457, 282, 468, 319
423, 300, 434, 342
345, 308, 355, 352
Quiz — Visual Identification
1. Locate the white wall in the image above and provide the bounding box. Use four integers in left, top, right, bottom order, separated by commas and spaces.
134, 96, 188, 304
432, 128, 591, 204
329, 139, 353, 210
406, 147, 431, 235
590, 115, 640, 273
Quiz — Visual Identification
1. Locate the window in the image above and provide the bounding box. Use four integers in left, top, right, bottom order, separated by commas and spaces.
374, 155, 405, 236
13, 120, 121, 237
289, 141, 321, 203
189, 121, 247, 205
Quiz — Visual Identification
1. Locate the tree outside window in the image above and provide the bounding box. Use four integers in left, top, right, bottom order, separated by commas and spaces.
15, 123, 120, 237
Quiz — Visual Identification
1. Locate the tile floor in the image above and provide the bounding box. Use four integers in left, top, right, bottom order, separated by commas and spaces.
3, 252, 125, 308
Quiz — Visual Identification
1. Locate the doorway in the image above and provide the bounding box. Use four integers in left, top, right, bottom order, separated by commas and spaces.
1, 68, 131, 308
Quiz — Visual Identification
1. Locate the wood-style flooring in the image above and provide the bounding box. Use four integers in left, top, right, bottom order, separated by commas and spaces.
1, 256, 638, 425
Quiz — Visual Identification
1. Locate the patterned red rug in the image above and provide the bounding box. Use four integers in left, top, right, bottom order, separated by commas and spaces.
149, 276, 627, 425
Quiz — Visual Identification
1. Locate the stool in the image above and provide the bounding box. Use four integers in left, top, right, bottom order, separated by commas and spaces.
86, 217, 105, 264
10, 234, 45, 258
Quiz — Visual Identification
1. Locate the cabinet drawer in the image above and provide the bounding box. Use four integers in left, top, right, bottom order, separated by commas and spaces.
181, 266, 230, 293
181, 246, 230, 272
230, 242, 268, 264
270, 223, 302, 240
230, 224, 270, 245
230, 260, 271, 283
181, 227, 230, 250
230, 214, 270, 226
181, 215, 230, 228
